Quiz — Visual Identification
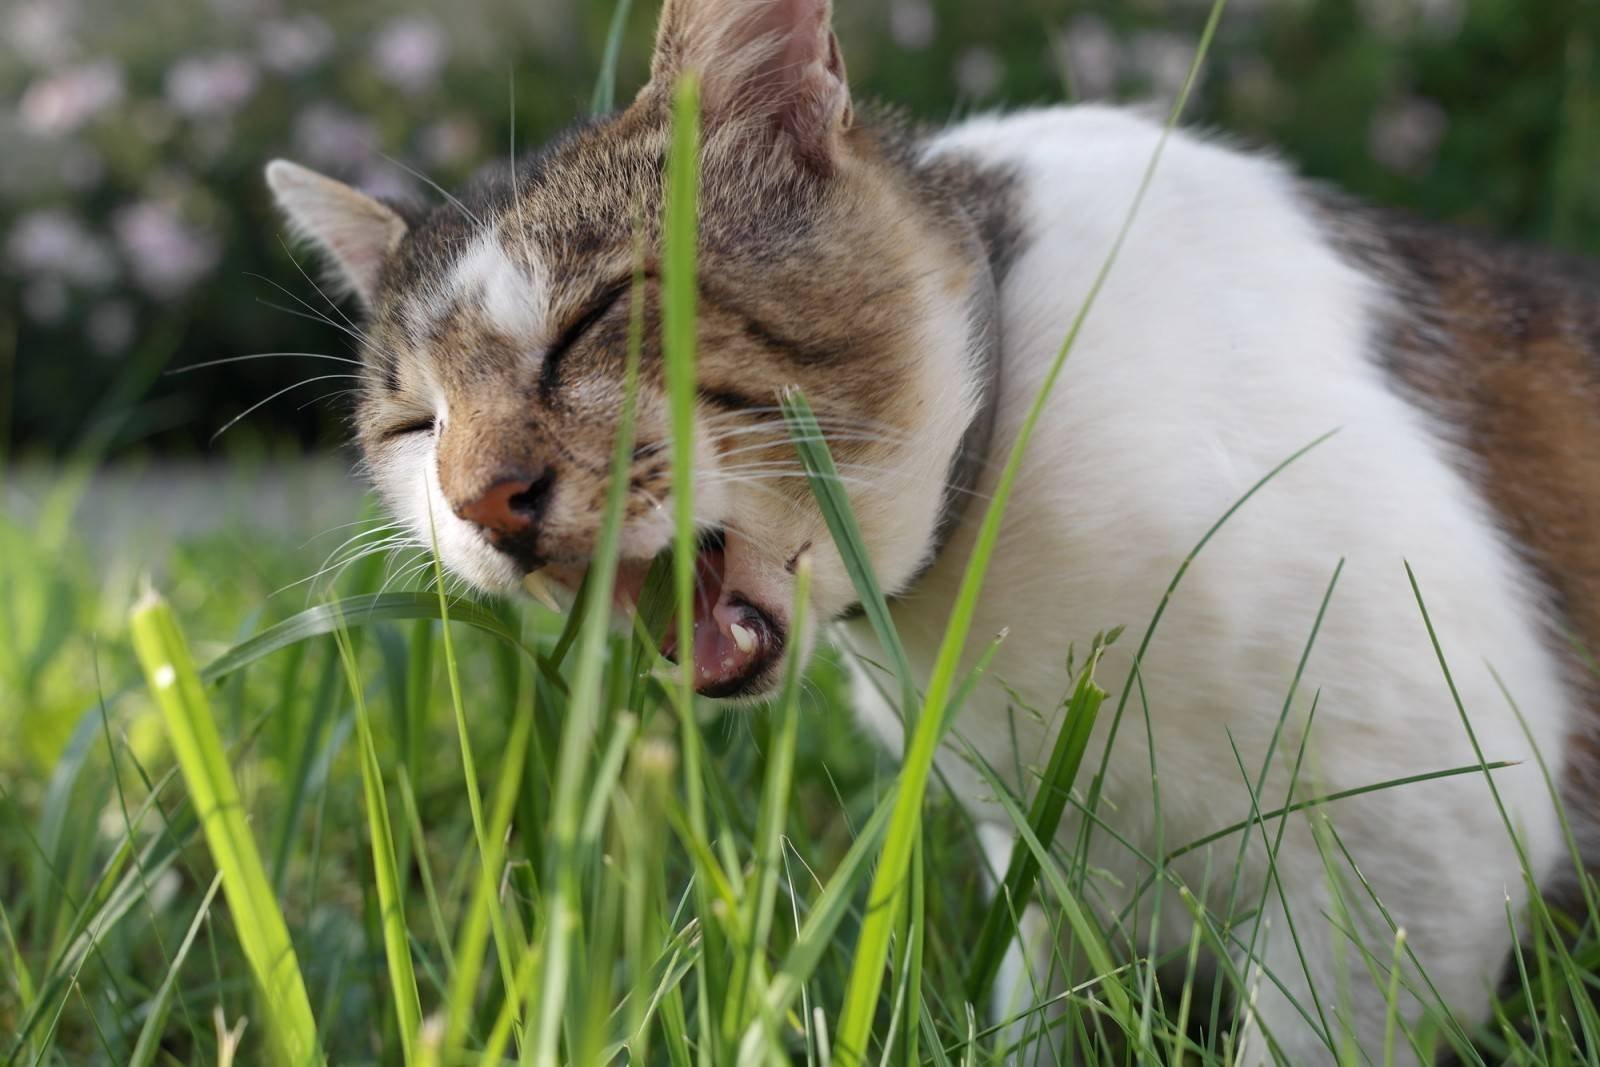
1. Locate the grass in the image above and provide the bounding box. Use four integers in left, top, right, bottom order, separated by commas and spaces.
5, 8, 1600, 1067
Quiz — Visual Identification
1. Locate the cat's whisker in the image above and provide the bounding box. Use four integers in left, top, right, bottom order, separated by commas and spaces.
378, 151, 482, 226
277, 234, 367, 339
296, 388, 362, 413
211, 375, 365, 443
167, 351, 362, 375
247, 270, 403, 366
714, 458, 998, 504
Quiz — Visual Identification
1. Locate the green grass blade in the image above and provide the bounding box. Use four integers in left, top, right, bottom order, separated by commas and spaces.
966, 645, 1106, 1002
739, 790, 896, 1060
726, 555, 812, 1042
960, 739, 1130, 1019
781, 390, 918, 717
441, 703, 535, 1058
659, 73, 733, 1067
130, 590, 325, 1067
200, 592, 529, 685
127, 873, 224, 1067
529, 193, 652, 1067
590, 0, 636, 116
332, 618, 423, 1065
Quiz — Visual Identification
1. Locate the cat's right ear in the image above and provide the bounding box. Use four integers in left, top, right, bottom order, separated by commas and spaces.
265, 160, 408, 307
645, 0, 851, 175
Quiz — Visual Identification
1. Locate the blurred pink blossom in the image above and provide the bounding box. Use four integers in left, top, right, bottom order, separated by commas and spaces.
292, 104, 378, 170
165, 53, 260, 118
889, 0, 936, 52
420, 117, 481, 168
258, 15, 334, 74
1370, 96, 1448, 176
954, 46, 1003, 98
6, 1, 79, 66
372, 16, 447, 94
1130, 30, 1199, 102
113, 200, 221, 299
19, 60, 124, 136
1056, 15, 1120, 100
7, 209, 116, 286
356, 164, 421, 205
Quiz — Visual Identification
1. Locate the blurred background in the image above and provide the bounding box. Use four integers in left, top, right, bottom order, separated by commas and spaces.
1, 0, 1597, 465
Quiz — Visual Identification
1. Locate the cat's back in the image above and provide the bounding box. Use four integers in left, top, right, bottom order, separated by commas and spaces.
907, 102, 1594, 878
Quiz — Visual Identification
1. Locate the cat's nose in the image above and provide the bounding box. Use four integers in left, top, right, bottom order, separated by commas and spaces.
455, 469, 555, 536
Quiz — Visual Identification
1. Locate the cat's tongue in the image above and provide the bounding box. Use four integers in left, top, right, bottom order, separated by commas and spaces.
604, 538, 779, 697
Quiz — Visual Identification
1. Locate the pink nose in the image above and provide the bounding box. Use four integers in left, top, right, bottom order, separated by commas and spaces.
454, 471, 553, 536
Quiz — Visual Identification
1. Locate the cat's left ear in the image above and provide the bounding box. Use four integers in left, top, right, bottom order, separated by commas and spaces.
646, 0, 852, 174
265, 159, 409, 307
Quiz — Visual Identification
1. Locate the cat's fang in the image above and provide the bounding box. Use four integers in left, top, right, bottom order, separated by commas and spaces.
522, 569, 562, 613
729, 622, 757, 654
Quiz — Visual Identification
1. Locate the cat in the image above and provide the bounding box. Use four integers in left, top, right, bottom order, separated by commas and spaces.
264, 0, 1600, 1061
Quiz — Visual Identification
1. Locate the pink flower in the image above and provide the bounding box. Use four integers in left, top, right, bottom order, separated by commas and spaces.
292, 104, 378, 170
258, 15, 333, 74
6, 209, 116, 286
165, 53, 260, 118
113, 200, 220, 299
371, 16, 447, 95
19, 60, 124, 136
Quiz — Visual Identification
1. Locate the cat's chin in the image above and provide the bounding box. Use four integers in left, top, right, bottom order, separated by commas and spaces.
529, 529, 791, 701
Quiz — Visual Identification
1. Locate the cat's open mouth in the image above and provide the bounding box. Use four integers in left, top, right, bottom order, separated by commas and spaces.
532, 529, 786, 699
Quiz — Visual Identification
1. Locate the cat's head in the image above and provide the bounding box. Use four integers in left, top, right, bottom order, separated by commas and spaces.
265, 0, 998, 698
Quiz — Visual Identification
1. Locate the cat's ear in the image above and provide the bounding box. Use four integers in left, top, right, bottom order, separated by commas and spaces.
265, 160, 409, 307
646, 0, 852, 173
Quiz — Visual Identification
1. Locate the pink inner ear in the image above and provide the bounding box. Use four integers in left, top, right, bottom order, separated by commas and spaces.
707, 0, 849, 167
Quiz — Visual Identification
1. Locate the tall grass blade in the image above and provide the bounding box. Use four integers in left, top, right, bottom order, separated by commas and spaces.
332, 618, 423, 1064
130, 590, 325, 1067
425, 505, 526, 1038
529, 187, 652, 1067
590, 0, 636, 115
659, 73, 733, 1065
781, 390, 918, 716
127, 873, 224, 1067
966, 645, 1106, 1002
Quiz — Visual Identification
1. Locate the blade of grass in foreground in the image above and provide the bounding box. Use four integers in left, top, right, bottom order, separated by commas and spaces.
424, 504, 525, 1040
781, 392, 919, 719
127, 873, 223, 1067
831, 3, 1229, 1060
966, 643, 1107, 1003
528, 186, 653, 1067
332, 618, 422, 1065
130, 590, 325, 1067
659, 72, 734, 1064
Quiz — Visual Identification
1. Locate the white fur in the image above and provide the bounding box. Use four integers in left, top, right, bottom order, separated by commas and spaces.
447, 232, 549, 342
846, 105, 1574, 1063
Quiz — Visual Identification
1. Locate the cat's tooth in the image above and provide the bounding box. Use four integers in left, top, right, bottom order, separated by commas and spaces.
729, 622, 757, 655
522, 569, 561, 613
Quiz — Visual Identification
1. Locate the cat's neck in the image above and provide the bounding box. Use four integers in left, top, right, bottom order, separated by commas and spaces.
887, 121, 1024, 592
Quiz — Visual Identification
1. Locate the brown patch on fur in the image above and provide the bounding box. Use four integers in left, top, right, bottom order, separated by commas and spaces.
1323, 197, 1600, 887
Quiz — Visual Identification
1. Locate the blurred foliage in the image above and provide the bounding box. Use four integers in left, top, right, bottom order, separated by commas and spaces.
2, 0, 1597, 457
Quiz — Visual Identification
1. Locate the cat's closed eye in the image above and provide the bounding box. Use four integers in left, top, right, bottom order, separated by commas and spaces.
539, 282, 633, 397
380, 416, 437, 441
